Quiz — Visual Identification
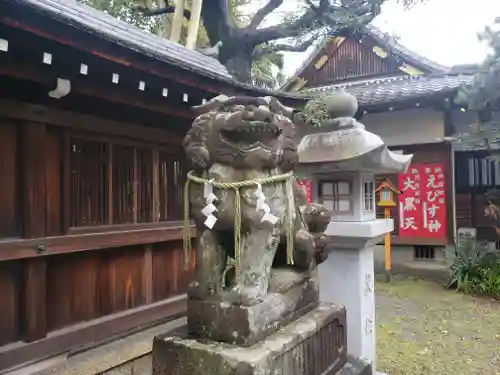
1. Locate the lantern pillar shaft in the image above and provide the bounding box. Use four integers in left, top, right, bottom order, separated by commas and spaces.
320, 219, 393, 374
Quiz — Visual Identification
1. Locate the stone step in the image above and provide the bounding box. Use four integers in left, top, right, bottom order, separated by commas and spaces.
26, 318, 185, 375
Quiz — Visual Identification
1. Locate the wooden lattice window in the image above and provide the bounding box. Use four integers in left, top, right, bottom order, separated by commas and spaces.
136, 148, 154, 223
159, 152, 186, 221
112, 145, 135, 224
69, 137, 184, 228
70, 138, 110, 226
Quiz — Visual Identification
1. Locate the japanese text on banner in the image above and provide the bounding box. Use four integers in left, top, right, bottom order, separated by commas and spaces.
397, 164, 447, 239
422, 165, 446, 238
398, 167, 423, 236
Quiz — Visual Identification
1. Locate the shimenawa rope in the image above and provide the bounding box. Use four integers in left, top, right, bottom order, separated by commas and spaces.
182, 170, 295, 273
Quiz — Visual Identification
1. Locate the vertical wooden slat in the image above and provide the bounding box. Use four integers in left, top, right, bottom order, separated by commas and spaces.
303, 38, 394, 88
108, 144, 114, 225
22, 258, 47, 342
152, 150, 160, 222
133, 147, 138, 223
143, 245, 153, 304
45, 127, 62, 236
21, 122, 47, 238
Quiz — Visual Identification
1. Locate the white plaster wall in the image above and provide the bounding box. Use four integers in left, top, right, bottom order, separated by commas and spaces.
361, 109, 445, 147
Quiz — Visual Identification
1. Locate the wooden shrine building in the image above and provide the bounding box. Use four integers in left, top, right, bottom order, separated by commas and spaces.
0, 0, 301, 371
283, 25, 482, 260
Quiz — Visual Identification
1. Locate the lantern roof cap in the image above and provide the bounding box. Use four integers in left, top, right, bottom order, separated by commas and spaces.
375, 179, 400, 194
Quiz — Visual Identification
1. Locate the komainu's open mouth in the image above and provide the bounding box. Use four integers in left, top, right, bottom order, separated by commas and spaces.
221, 122, 281, 146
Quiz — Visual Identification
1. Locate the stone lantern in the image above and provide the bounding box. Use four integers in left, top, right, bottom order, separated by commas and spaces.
298, 91, 413, 374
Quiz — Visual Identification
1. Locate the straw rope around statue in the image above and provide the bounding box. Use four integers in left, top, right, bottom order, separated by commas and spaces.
182, 170, 296, 275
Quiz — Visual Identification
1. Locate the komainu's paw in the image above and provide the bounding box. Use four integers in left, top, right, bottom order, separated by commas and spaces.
187, 281, 215, 300
227, 285, 265, 306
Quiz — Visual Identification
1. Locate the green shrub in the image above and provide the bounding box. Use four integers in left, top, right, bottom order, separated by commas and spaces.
447, 237, 500, 298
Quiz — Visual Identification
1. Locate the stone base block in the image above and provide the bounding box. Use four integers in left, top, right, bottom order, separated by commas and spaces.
188, 271, 319, 346
153, 303, 350, 375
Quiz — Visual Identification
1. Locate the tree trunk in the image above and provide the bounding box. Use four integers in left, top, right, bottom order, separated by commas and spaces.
223, 53, 253, 83
217, 37, 255, 83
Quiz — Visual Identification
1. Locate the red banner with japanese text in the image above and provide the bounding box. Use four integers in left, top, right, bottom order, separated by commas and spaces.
297, 179, 313, 204
397, 164, 447, 239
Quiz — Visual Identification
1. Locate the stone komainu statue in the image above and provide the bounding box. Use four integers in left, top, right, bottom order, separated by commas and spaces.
182, 95, 330, 307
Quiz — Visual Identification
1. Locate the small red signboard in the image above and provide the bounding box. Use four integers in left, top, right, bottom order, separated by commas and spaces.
297, 179, 313, 204
397, 164, 446, 239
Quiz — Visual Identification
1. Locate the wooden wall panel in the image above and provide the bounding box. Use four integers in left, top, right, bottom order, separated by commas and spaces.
0, 261, 21, 346
98, 246, 146, 316
0, 120, 20, 238
46, 252, 99, 331
455, 193, 473, 229
152, 241, 193, 302
303, 38, 394, 88
22, 258, 47, 342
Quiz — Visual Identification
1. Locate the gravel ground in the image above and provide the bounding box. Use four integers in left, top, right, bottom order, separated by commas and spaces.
376, 277, 500, 375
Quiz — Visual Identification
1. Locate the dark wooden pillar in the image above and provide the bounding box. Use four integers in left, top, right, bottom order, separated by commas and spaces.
22, 122, 47, 239
21, 122, 48, 342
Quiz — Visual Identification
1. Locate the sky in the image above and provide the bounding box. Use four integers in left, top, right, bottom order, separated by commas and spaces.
252, 0, 500, 77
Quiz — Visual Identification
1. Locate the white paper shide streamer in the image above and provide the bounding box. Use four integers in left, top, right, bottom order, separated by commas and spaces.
202, 180, 218, 229
254, 183, 279, 224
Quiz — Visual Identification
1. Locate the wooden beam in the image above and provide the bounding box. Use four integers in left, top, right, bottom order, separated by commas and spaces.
22, 258, 48, 342
0, 294, 186, 372
0, 16, 221, 95
0, 224, 196, 262
0, 58, 193, 119
185, 0, 203, 50
0, 99, 185, 147
170, 0, 185, 43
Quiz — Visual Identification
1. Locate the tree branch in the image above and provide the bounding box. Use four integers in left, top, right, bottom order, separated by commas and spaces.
249, 0, 332, 45
253, 38, 316, 58
133, 1, 191, 19
247, 0, 283, 30
249, 0, 382, 47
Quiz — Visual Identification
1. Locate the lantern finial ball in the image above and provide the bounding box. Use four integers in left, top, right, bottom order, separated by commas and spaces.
325, 89, 358, 119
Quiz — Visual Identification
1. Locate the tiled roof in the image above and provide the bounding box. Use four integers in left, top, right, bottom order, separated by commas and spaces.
301, 74, 475, 107
9, 0, 233, 81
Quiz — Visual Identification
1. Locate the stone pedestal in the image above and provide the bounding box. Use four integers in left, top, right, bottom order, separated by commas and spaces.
320, 219, 393, 374
153, 303, 353, 375
187, 269, 319, 347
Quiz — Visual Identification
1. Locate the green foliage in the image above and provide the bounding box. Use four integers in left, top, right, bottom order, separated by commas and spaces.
299, 95, 331, 128
80, 0, 161, 32
251, 49, 285, 89
78, 0, 283, 88
447, 237, 500, 298
454, 18, 500, 156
